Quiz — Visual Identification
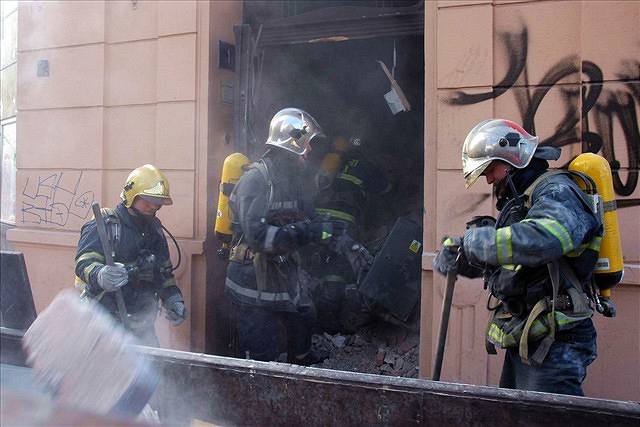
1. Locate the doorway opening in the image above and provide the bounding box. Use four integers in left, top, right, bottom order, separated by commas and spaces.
226, 0, 424, 376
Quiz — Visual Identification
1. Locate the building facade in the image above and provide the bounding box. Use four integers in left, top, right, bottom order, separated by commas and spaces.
7, 0, 639, 400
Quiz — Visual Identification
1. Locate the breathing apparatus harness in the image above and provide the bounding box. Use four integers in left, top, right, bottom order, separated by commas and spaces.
495, 171, 529, 227
479, 163, 614, 365
128, 205, 182, 272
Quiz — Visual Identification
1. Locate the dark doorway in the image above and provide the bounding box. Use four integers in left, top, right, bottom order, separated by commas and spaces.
209, 0, 424, 375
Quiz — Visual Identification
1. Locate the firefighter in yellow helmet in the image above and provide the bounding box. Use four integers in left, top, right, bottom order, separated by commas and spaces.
75, 164, 186, 345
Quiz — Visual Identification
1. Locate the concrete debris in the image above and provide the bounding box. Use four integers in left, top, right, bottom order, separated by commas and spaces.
311, 319, 420, 378
384, 352, 396, 365
348, 334, 367, 347
22, 290, 157, 417
331, 335, 347, 348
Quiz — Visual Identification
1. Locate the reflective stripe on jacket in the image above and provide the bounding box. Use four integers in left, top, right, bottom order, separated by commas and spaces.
225, 157, 314, 310
75, 202, 181, 315
464, 174, 601, 269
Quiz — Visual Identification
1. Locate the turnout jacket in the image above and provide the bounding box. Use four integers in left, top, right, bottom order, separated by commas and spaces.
225, 156, 315, 311
316, 156, 390, 227
463, 172, 602, 325
75, 202, 182, 317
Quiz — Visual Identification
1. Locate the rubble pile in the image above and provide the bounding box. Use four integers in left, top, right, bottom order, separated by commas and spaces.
311, 321, 420, 378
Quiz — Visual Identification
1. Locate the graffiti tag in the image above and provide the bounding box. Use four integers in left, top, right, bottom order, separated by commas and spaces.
21, 171, 94, 226
446, 27, 640, 207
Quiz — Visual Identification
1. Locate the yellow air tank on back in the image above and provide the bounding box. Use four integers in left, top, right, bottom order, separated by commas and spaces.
315, 136, 349, 190
215, 153, 250, 258
569, 153, 624, 304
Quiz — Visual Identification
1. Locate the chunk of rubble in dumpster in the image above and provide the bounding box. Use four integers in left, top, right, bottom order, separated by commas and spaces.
22, 290, 158, 417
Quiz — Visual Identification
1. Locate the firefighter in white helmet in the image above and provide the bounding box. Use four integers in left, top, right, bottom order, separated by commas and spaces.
434, 119, 602, 396
75, 164, 186, 345
225, 108, 347, 365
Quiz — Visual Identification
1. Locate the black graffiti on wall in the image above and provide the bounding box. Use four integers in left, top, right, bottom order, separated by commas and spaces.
21, 171, 94, 226
447, 28, 640, 207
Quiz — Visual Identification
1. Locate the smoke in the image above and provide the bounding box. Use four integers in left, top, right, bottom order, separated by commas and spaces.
252, 35, 424, 220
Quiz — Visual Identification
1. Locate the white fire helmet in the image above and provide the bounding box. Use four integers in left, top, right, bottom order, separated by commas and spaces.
462, 119, 539, 188
265, 108, 325, 156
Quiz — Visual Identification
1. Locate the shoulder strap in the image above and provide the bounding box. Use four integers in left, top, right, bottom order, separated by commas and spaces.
519, 260, 559, 365
519, 258, 593, 366
100, 207, 117, 218
100, 207, 121, 249
524, 170, 602, 219
254, 159, 274, 207
523, 170, 565, 208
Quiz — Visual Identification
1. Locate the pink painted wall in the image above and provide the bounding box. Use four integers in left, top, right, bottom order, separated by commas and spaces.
9, 0, 242, 353
8, 0, 638, 402
422, 0, 640, 400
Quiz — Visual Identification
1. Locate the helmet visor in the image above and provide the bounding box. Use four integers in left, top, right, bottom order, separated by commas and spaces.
463, 158, 492, 189
139, 194, 173, 206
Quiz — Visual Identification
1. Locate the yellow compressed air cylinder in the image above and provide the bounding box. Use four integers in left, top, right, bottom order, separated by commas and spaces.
569, 153, 624, 292
215, 153, 250, 243
315, 137, 349, 190
320, 152, 342, 175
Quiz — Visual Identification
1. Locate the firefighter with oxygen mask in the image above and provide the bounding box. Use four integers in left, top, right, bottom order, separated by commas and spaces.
433, 119, 619, 396
225, 108, 348, 365
75, 164, 187, 346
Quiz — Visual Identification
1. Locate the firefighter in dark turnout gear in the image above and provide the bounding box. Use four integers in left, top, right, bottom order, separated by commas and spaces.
315, 136, 391, 238
225, 108, 347, 364
75, 165, 186, 346
309, 135, 391, 333
434, 119, 601, 396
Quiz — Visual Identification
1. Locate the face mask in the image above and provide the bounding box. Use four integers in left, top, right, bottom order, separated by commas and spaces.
130, 206, 156, 228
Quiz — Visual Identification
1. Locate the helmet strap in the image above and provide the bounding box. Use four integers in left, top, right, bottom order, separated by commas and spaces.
505, 171, 520, 198
493, 167, 517, 200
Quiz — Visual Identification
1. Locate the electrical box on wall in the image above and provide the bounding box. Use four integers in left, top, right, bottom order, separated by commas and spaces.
37, 60, 49, 77
218, 41, 235, 70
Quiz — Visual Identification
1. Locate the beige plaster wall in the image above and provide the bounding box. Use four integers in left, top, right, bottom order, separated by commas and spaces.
9, 0, 638, 402
9, 0, 242, 353
422, 0, 640, 400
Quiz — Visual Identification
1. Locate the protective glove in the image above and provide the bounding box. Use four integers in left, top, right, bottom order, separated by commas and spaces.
333, 234, 373, 282
466, 215, 496, 229
163, 294, 187, 326
308, 219, 348, 243
433, 236, 462, 276
96, 263, 128, 292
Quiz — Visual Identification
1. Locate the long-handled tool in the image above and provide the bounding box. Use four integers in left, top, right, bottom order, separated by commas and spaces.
91, 202, 129, 327
17, 204, 158, 419
432, 252, 460, 381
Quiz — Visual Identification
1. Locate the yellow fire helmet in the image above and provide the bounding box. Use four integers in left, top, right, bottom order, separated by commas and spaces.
120, 164, 173, 208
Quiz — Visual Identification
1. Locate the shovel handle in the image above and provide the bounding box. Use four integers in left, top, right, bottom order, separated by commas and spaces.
432, 251, 461, 381
91, 202, 128, 327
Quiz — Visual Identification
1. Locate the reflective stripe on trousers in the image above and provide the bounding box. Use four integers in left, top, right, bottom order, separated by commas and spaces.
225, 277, 291, 302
